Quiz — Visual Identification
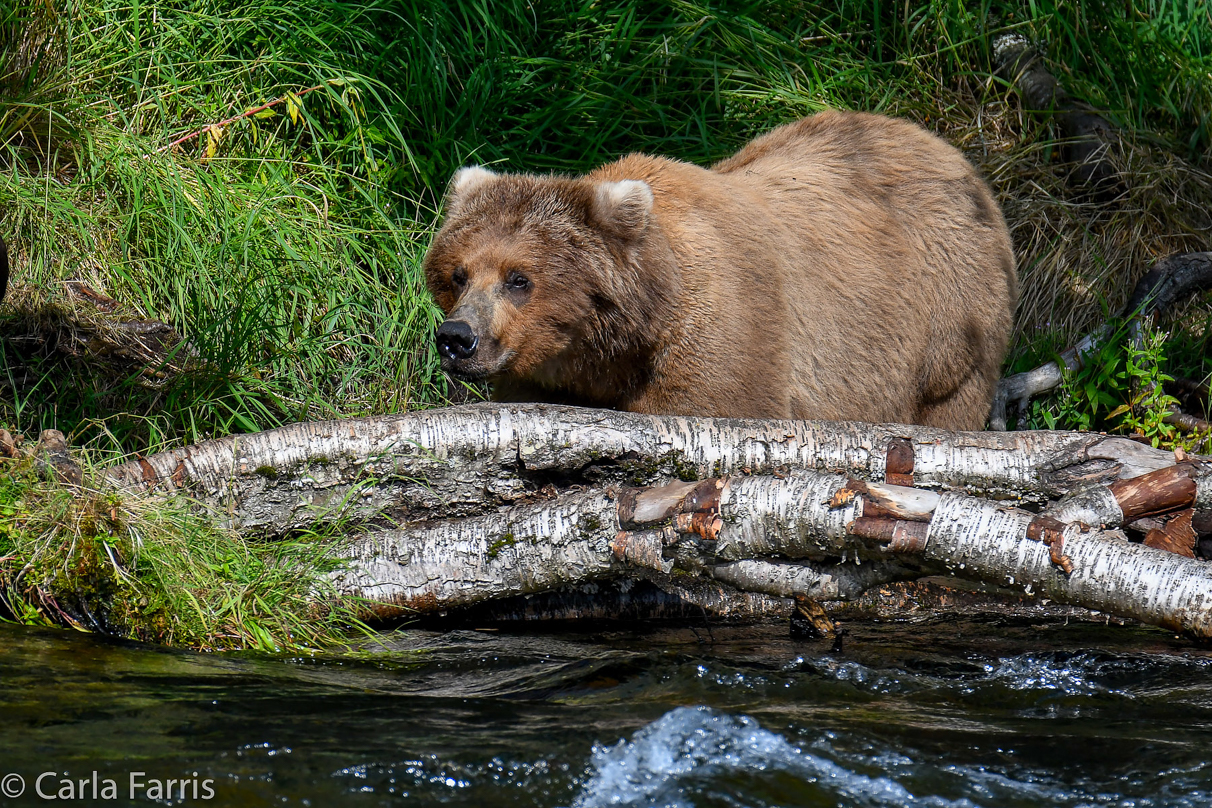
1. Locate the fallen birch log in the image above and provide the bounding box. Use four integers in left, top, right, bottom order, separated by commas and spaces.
102, 404, 1212, 634
106, 403, 1181, 534
336, 461, 1212, 637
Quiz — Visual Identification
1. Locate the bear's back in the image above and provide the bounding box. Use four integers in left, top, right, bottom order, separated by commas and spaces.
692, 111, 1015, 428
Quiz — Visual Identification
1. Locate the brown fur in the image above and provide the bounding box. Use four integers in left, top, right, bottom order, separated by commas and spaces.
423, 110, 1016, 430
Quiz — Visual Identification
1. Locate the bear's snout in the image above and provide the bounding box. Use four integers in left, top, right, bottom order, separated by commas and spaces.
436, 320, 479, 362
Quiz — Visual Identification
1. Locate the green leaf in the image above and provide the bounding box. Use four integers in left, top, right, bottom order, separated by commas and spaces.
285, 91, 301, 125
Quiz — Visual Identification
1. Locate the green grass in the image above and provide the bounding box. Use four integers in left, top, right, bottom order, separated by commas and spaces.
1, 0, 449, 455
0, 450, 373, 651
1, 0, 1209, 456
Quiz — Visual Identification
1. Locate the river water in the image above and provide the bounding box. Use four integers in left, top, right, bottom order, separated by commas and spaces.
2, 615, 1212, 807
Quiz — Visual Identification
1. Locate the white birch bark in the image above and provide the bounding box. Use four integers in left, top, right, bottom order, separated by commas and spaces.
333, 481, 913, 615
709, 559, 916, 601
1043, 485, 1125, 527
712, 473, 858, 558
94, 403, 1210, 631
335, 489, 622, 612
926, 493, 1212, 636
103, 403, 1183, 535
335, 466, 1212, 637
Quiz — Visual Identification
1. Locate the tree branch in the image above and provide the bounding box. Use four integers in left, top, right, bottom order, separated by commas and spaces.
991, 252, 1212, 431
159, 84, 325, 153
993, 32, 1122, 201
333, 462, 1212, 637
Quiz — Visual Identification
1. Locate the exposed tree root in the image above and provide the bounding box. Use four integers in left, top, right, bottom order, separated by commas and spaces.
993, 32, 1123, 201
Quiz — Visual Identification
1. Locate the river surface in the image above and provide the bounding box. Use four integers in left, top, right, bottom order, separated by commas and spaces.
2, 616, 1212, 807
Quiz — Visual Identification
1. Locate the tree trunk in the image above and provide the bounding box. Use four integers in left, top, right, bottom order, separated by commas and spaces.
106, 402, 1180, 534
333, 461, 1212, 637
103, 404, 1212, 634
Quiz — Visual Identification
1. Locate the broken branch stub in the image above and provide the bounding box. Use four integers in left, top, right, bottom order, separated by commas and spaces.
1044, 460, 1211, 529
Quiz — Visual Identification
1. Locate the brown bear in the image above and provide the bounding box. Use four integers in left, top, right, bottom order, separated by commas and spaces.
423, 110, 1016, 430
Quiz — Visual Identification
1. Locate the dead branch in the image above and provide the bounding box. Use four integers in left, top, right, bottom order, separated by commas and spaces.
335, 462, 1212, 637
160, 83, 325, 153
991, 33, 1212, 433
34, 429, 82, 486
1125, 252, 1212, 322
993, 32, 1122, 201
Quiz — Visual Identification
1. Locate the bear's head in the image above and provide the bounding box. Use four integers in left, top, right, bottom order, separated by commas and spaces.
423, 166, 675, 397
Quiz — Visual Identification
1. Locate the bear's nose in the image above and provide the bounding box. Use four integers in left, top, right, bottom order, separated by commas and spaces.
436, 320, 479, 361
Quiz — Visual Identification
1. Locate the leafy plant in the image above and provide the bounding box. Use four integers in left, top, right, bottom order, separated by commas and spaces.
1023, 321, 1210, 453
1107, 327, 1182, 448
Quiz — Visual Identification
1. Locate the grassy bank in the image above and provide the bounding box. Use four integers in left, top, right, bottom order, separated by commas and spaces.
2, 0, 1210, 455
0, 1, 1210, 646
0, 445, 369, 651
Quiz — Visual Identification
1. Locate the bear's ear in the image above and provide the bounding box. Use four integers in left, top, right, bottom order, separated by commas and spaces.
445, 166, 497, 214
591, 179, 653, 240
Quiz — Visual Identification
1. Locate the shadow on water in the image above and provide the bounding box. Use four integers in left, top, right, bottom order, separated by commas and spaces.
2, 616, 1212, 806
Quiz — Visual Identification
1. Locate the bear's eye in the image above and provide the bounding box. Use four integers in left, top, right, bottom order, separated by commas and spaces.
505, 271, 531, 292
452, 267, 468, 289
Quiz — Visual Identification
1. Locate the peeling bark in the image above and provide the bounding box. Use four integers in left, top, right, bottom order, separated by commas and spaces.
335, 461, 1212, 638
1044, 461, 1207, 529
106, 403, 1183, 536
1144, 510, 1197, 558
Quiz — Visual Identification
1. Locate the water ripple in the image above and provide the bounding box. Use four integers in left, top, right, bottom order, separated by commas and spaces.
572, 706, 975, 808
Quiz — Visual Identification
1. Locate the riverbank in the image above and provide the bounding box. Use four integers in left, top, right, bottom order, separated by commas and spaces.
2, 1, 1209, 457
1, 1, 1210, 650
